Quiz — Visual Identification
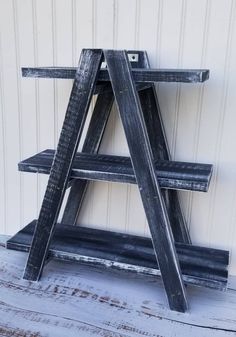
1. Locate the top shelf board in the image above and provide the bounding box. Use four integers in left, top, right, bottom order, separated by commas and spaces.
22, 67, 209, 83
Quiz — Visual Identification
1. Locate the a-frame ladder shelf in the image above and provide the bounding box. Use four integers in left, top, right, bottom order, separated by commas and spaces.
7, 49, 229, 313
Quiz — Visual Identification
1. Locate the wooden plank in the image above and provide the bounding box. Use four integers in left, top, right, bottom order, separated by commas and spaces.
140, 87, 191, 243
62, 91, 114, 225
95, 82, 152, 95
6, 220, 229, 290
139, 51, 191, 244
22, 67, 210, 83
0, 246, 234, 336
62, 50, 147, 226
104, 50, 188, 312
23, 49, 103, 281
18, 149, 213, 192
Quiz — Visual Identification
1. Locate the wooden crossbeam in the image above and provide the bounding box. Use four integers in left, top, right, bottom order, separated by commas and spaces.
19, 150, 213, 192
104, 49, 188, 312
23, 49, 103, 281
22, 67, 209, 83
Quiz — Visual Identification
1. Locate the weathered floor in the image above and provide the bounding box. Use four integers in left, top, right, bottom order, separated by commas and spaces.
0, 236, 236, 337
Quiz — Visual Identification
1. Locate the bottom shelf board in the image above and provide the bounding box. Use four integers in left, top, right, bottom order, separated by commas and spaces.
6, 220, 228, 290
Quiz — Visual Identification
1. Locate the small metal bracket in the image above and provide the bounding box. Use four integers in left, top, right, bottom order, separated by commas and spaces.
101, 53, 139, 69
128, 53, 139, 62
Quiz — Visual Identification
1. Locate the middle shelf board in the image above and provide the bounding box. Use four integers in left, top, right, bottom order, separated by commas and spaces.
19, 149, 213, 192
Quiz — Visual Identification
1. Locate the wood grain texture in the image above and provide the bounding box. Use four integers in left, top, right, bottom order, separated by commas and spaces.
62, 50, 147, 226
104, 49, 188, 312
61, 91, 114, 225
138, 50, 191, 243
6, 220, 229, 290
22, 66, 210, 83
18, 149, 213, 192
23, 49, 103, 281
2, 0, 236, 277
0, 245, 235, 336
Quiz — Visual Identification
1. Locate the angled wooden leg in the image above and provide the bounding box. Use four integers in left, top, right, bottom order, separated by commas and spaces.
139, 87, 191, 244
23, 49, 103, 281
104, 50, 188, 312
138, 52, 191, 244
61, 91, 114, 225
61, 50, 145, 227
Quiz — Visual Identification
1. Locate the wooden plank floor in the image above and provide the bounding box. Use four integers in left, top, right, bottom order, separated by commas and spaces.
0, 236, 236, 337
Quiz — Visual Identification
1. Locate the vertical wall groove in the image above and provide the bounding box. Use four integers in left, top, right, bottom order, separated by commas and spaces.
207, 0, 236, 246
32, 0, 40, 215
51, 0, 58, 148
92, 0, 96, 48
188, 0, 211, 234
155, 0, 163, 68
171, 0, 187, 159
71, 0, 76, 66
0, 32, 7, 233
12, 0, 23, 226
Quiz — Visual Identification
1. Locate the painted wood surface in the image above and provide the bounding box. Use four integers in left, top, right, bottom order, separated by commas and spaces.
0, 242, 235, 336
23, 49, 103, 281
6, 220, 229, 290
22, 67, 210, 83
104, 49, 188, 312
134, 51, 190, 244
1, 0, 236, 276
18, 149, 213, 192
62, 50, 146, 226
61, 91, 114, 225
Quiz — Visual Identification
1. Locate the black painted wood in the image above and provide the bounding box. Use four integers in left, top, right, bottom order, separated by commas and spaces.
22, 67, 209, 83
95, 82, 152, 95
19, 149, 213, 192
140, 88, 191, 243
62, 50, 147, 226
23, 49, 103, 281
139, 52, 191, 244
104, 50, 188, 312
61, 91, 114, 225
7, 220, 229, 290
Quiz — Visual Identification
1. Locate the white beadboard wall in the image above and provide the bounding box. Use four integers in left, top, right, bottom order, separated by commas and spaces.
1, 0, 236, 274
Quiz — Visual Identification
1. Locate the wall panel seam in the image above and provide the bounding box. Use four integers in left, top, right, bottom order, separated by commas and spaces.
0, 32, 7, 233
189, 0, 211, 233
207, 0, 236, 247
12, 0, 23, 226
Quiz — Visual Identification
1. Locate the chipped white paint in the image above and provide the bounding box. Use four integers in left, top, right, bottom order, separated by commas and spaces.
0, 243, 235, 336
1, 0, 236, 275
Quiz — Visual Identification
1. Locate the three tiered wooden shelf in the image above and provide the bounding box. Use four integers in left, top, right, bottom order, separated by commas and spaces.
7, 49, 229, 312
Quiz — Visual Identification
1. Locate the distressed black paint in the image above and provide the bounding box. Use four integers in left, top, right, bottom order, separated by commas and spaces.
11, 49, 218, 313
61, 51, 147, 226
104, 50, 188, 312
61, 92, 114, 225
7, 220, 228, 290
138, 51, 191, 244
23, 49, 103, 281
19, 150, 213, 192
22, 67, 209, 83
